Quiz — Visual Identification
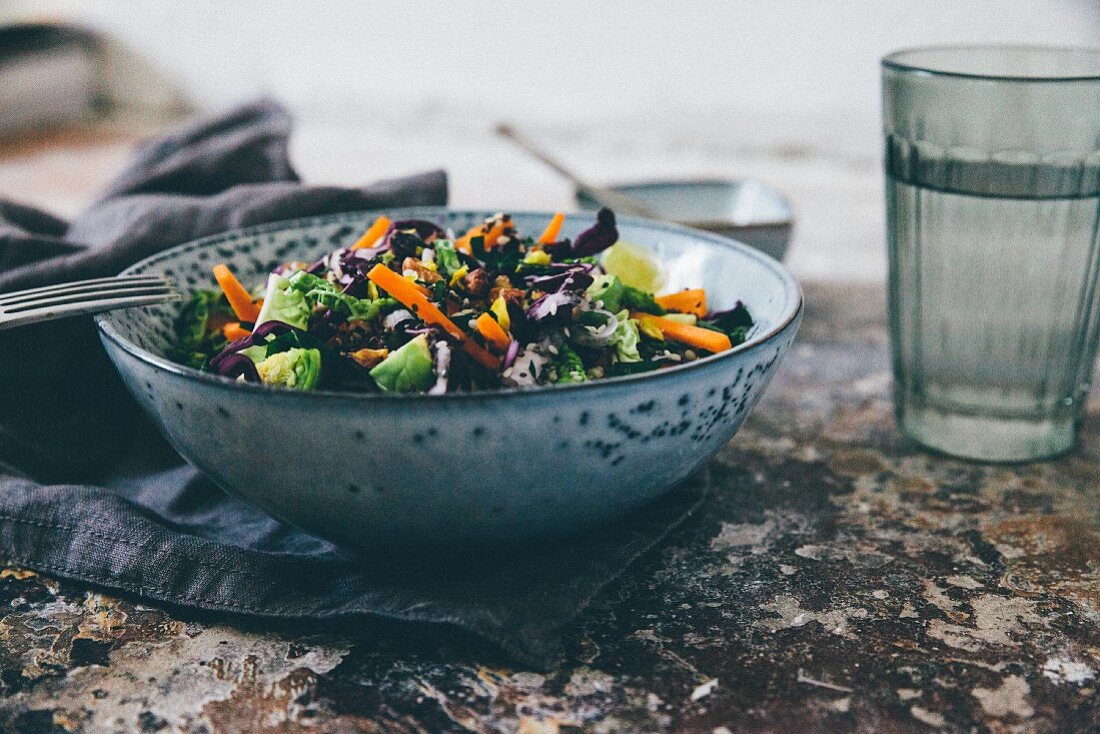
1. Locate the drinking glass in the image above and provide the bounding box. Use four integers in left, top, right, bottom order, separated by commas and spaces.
883, 46, 1100, 461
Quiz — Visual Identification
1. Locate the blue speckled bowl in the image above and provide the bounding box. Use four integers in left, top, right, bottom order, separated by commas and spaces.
96, 209, 802, 553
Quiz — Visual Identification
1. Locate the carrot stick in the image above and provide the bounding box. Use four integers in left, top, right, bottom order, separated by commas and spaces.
633, 313, 732, 353
481, 218, 512, 249
213, 264, 261, 323
655, 289, 708, 318
475, 312, 511, 353
460, 337, 502, 372
222, 322, 252, 342
537, 212, 565, 244
456, 217, 514, 253
367, 264, 500, 370
350, 215, 392, 251
367, 264, 460, 337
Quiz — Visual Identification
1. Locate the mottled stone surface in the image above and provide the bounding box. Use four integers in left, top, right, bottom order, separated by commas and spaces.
0, 282, 1097, 733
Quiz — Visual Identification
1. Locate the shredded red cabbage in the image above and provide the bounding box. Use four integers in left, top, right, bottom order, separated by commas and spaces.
502, 339, 520, 369
526, 290, 579, 323
571, 208, 618, 257
209, 320, 302, 370
525, 264, 595, 293
389, 219, 445, 244
213, 352, 260, 382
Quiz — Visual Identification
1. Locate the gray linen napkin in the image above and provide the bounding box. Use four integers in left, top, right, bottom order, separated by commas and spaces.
0, 100, 706, 667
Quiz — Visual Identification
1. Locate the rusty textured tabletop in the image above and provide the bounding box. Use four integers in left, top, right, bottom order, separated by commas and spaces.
0, 282, 1097, 734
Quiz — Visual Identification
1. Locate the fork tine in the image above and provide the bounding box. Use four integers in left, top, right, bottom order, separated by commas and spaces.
0, 275, 167, 305
0, 291, 181, 330
0, 275, 167, 306
2, 283, 175, 313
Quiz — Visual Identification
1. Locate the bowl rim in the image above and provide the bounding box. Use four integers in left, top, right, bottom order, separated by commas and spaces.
95, 207, 803, 403
574, 177, 793, 229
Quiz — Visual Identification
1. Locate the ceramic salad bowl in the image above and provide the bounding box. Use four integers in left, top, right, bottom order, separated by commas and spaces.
96, 209, 802, 553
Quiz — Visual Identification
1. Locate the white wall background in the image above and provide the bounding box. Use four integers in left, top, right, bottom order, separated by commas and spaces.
10, 2, 1097, 137
5, 1, 1100, 280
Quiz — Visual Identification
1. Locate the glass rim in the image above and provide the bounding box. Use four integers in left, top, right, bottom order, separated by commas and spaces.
882, 44, 1100, 83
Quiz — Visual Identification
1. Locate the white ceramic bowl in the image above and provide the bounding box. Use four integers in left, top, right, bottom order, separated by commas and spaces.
576, 179, 793, 261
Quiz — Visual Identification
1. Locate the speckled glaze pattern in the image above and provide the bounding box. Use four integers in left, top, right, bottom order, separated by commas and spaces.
96, 209, 802, 552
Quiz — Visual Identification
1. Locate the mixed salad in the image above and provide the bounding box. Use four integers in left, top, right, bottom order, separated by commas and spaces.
169, 209, 753, 394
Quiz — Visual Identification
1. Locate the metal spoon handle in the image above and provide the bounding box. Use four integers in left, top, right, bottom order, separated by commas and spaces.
494, 123, 658, 219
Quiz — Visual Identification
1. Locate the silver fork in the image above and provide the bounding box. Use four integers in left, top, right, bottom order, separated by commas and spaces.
0, 275, 180, 331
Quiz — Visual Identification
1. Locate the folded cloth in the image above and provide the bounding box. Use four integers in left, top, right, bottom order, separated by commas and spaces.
0, 100, 706, 667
